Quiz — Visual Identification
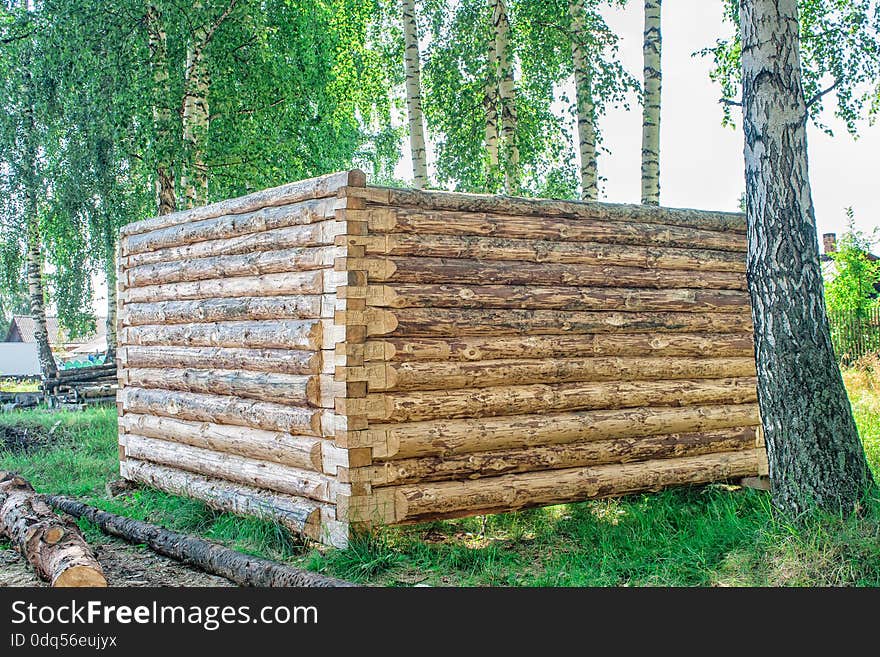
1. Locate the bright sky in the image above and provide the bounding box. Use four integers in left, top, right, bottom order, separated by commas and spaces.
91, 1, 880, 317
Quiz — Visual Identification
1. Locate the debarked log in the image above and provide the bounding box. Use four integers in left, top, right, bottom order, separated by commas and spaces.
119, 345, 321, 375
120, 319, 324, 349
350, 426, 758, 486
124, 270, 324, 304
121, 298, 324, 327
0, 472, 107, 587
120, 387, 323, 436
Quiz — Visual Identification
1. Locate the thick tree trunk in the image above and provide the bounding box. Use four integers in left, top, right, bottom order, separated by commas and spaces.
402, 0, 428, 188
48, 496, 353, 587
740, 0, 873, 513
570, 0, 598, 201
0, 473, 107, 587
492, 0, 519, 194
640, 0, 661, 205
147, 4, 177, 216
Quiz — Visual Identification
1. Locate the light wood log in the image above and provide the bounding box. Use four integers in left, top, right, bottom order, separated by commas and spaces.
122, 169, 363, 238
391, 308, 753, 337
357, 284, 750, 313
353, 426, 757, 485
127, 246, 336, 287
125, 270, 323, 304
354, 377, 758, 422
370, 333, 756, 362
389, 449, 762, 522
346, 233, 746, 272
76, 385, 117, 399
120, 460, 323, 539
119, 413, 323, 472
120, 320, 324, 349
123, 222, 342, 269
125, 367, 317, 406
123, 435, 342, 503
121, 298, 324, 327
363, 402, 760, 459
359, 186, 746, 233
0, 473, 107, 587
125, 196, 340, 255
387, 356, 756, 391
120, 387, 323, 436
120, 345, 321, 375
47, 496, 353, 587
363, 206, 746, 251
345, 256, 747, 290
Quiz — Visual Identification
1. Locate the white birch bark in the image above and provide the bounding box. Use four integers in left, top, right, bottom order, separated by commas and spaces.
492, 0, 519, 194
640, 0, 661, 205
570, 0, 598, 201
401, 0, 428, 188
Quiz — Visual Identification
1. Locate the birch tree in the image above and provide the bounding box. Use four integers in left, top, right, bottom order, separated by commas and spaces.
740, 0, 874, 513
492, 0, 520, 193
401, 0, 428, 187
640, 0, 661, 205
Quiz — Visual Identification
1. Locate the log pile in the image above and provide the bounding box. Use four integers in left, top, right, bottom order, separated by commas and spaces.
44, 363, 118, 408
0, 472, 107, 587
116, 170, 768, 547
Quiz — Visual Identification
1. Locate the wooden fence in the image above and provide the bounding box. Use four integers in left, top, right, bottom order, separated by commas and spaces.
828, 307, 880, 365
116, 170, 768, 547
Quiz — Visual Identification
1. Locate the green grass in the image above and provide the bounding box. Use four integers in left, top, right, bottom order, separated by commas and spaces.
0, 378, 40, 393
2, 375, 880, 586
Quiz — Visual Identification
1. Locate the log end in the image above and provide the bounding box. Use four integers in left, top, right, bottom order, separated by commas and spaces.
52, 565, 108, 588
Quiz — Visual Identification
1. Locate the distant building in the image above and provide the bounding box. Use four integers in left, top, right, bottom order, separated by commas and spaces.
3, 315, 107, 362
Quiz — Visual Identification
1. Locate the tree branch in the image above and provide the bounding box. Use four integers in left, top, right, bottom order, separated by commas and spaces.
806, 81, 839, 109
719, 98, 742, 107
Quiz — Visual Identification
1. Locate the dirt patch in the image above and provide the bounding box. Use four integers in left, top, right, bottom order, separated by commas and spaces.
0, 538, 234, 587
0, 422, 61, 454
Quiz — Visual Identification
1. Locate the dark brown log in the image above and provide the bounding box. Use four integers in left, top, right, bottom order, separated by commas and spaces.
391, 308, 753, 337
0, 472, 107, 587
47, 496, 353, 587
361, 186, 746, 232
373, 333, 757, 362
352, 256, 747, 290
364, 205, 746, 251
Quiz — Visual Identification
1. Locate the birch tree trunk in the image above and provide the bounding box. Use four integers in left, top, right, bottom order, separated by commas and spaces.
570, 0, 598, 201
21, 49, 56, 379
182, 44, 210, 208
640, 0, 661, 205
484, 16, 500, 180
741, 0, 873, 513
104, 247, 117, 361
402, 0, 428, 189
492, 0, 519, 194
147, 4, 176, 216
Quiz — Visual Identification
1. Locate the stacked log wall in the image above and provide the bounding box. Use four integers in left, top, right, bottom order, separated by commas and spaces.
333, 186, 768, 529
117, 170, 367, 548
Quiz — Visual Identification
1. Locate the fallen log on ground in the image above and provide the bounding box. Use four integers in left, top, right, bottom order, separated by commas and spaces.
0, 472, 107, 587
47, 496, 355, 588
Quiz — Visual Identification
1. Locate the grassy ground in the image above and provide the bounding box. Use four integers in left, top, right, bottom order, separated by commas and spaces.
0, 378, 40, 393
1, 372, 879, 587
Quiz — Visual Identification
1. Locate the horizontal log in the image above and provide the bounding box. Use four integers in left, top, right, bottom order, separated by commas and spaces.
121, 298, 324, 327
126, 246, 335, 287
360, 403, 760, 459
359, 186, 746, 233
123, 434, 342, 503
369, 333, 756, 362
120, 387, 323, 436
390, 308, 753, 337
120, 413, 323, 471
342, 256, 747, 291
351, 377, 758, 422
76, 385, 117, 399
352, 426, 758, 486
344, 233, 746, 272
362, 206, 746, 251
125, 196, 341, 255
122, 221, 343, 269
389, 450, 762, 523
120, 460, 322, 539
125, 270, 324, 304
120, 319, 324, 349
120, 345, 321, 375
58, 363, 117, 377
386, 356, 757, 391
354, 284, 750, 313
122, 169, 363, 238
125, 368, 316, 406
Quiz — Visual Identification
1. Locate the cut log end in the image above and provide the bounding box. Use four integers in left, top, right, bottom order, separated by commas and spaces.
53, 565, 108, 588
